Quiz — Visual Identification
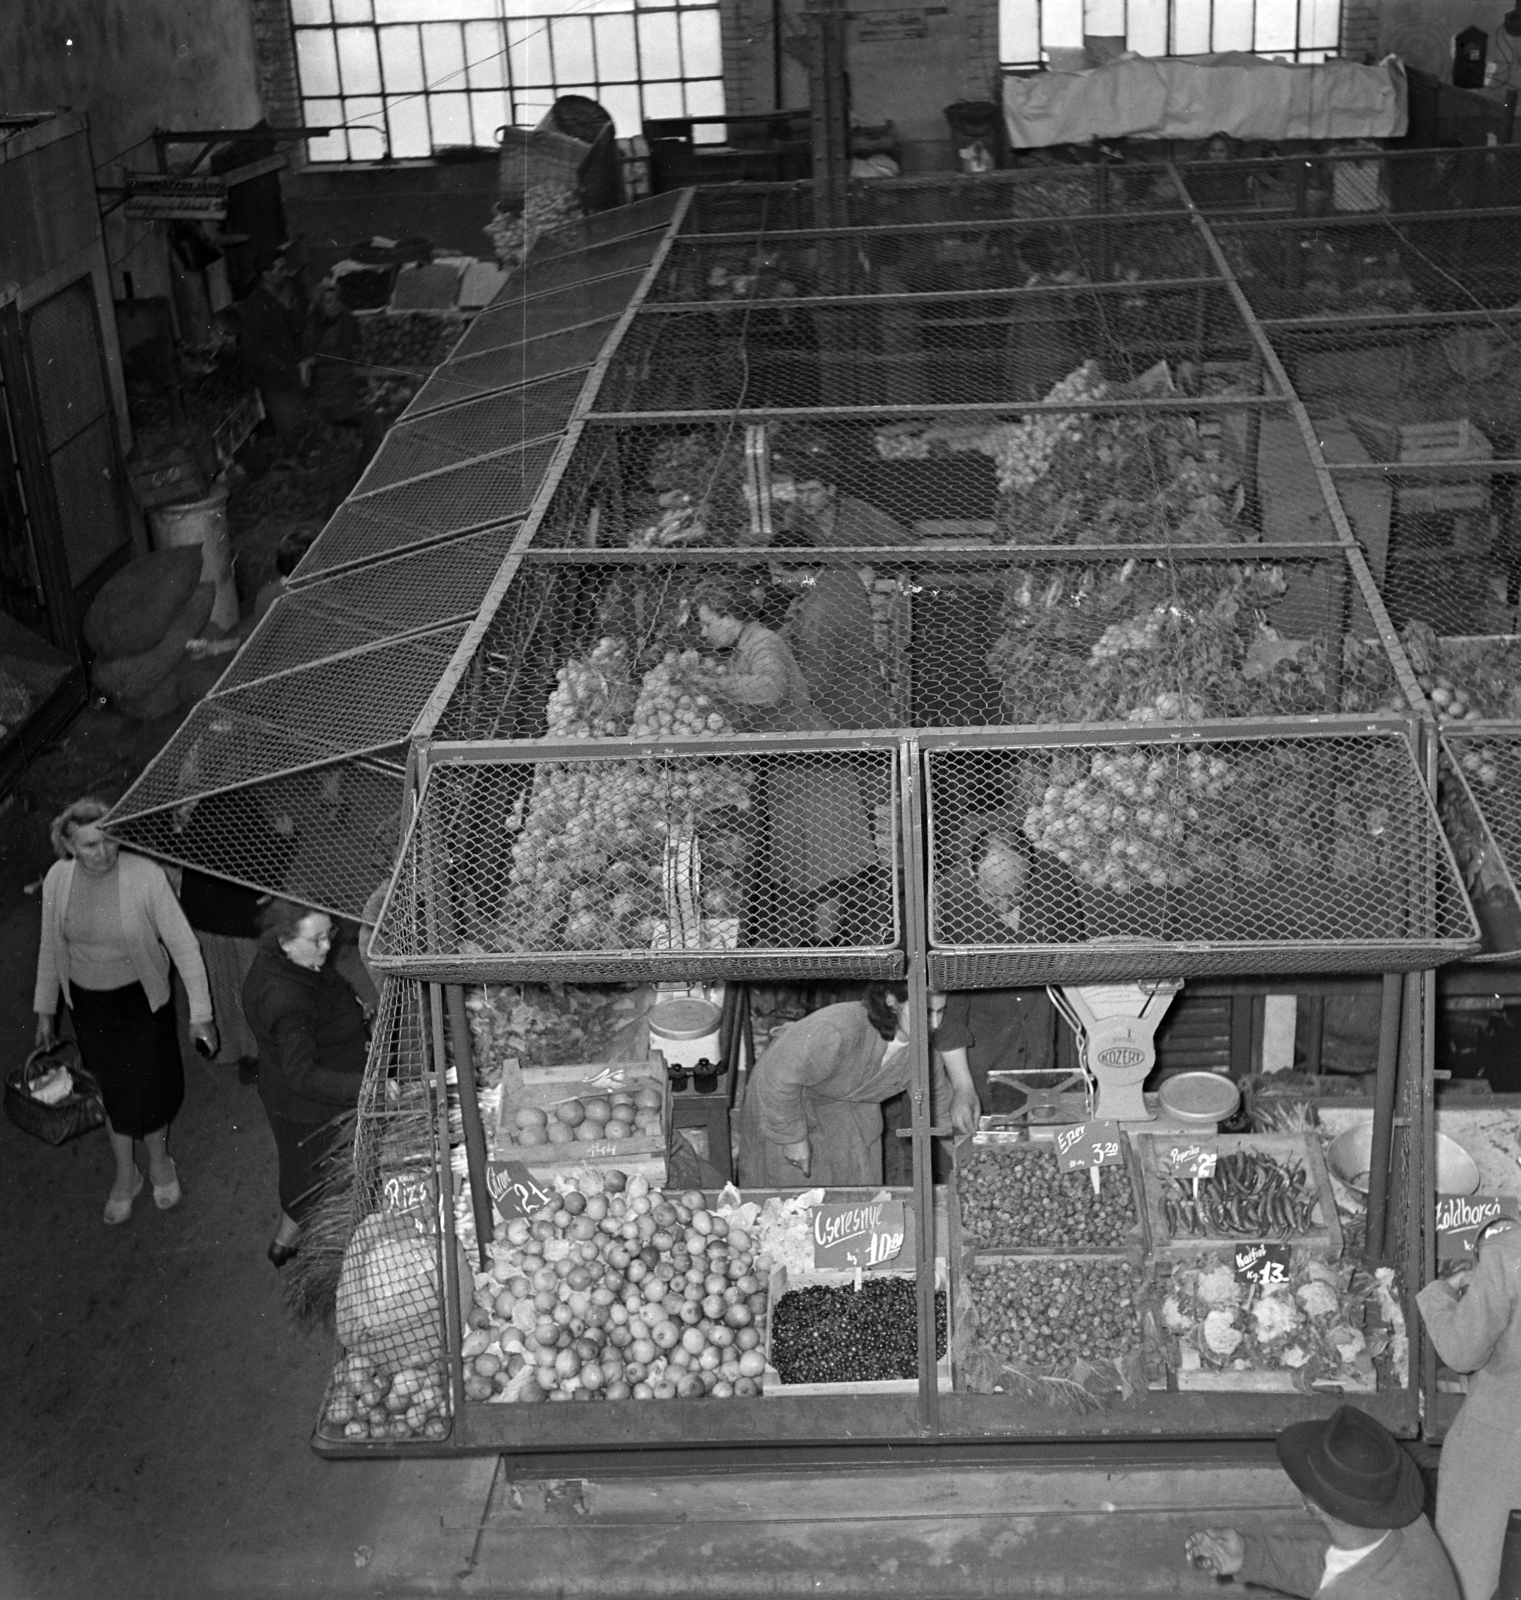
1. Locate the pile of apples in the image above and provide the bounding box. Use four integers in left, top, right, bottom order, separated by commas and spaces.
512, 1085, 664, 1148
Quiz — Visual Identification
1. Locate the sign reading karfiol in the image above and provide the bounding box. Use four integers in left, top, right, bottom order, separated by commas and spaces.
1436, 1194, 1521, 1260
812, 1199, 906, 1270
486, 1160, 556, 1222
1233, 1241, 1291, 1289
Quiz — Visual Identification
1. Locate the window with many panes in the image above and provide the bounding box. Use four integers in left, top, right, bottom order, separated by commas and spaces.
290, 0, 726, 162
1000, 0, 1341, 68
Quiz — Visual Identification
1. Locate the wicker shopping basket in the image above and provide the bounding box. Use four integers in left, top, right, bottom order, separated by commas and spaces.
4, 1043, 106, 1145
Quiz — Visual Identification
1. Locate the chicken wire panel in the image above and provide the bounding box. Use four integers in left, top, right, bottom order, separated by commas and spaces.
842, 165, 1187, 228
476, 233, 666, 309
353, 374, 586, 495
532, 395, 1338, 556
649, 215, 1215, 305
107, 626, 465, 819
923, 730, 1477, 987
1437, 729, 1521, 959
430, 550, 1389, 746
371, 746, 902, 983
109, 759, 406, 923
402, 321, 612, 417
526, 192, 684, 260
606, 287, 1260, 414
450, 273, 648, 363
321, 977, 456, 1450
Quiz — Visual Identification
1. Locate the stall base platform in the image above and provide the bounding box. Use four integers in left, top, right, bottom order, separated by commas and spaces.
358, 1451, 1322, 1597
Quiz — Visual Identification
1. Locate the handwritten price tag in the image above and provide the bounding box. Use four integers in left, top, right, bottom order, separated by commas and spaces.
1436, 1194, 1521, 1260
812, 1199, 906, 1271
1168, 1143, 1218, 1183
1233, 1241, 1291, 1289
486, 1160, 556, 1222
381, 1170, 434, 1223
1055, 1120, 1124, 1175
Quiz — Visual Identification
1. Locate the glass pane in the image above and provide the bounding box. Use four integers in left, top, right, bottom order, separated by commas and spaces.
1298, 46, 1332, 62
1126, 0, 1167, 54
1040, 0, 1083, 51
679, 8, 721, 74
1083, 0, 1124, 34
336, 26, 383, 94
344, 97, 388, 159
377, 0, 499, 19
379, 24, 425, 90
470, 90, 512, 145
641, 78, 684, 120
1212, 0, 1252, 51
297, 29, 342, 97
685, 77, 725, 124
1171, 0, 1211, 54
594, 13, 638, 79
291, 0, 332, 23
302, 97, 347, 160
637, 9, 682, 76
551, 15, 597, 80
582, 0, 637, 13
999, 0, 1040, 64
1253, 0, 1297, 50
465, 19, 508, 87
332, 0, 373, 21
509, 17, 555, 90
421, 22, 468, 87
1301, 0, 1340, 48
428, 92, 474, 148
388, 96, 433, 157
596, 81, 643, 135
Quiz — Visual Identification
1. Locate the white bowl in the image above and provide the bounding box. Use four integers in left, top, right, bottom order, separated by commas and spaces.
1326, 1121, 1479, 1197
1157, 1071, 1242, 1128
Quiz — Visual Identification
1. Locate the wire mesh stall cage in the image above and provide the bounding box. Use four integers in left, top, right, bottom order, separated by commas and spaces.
101, 168, 1480, 1454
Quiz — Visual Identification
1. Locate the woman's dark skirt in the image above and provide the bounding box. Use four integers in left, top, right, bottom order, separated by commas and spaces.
265, 1109, 344, 1223
68, 982, 184, 1139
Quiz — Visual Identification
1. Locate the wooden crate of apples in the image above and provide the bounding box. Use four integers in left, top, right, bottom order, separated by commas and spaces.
494, 1054, 670, 1185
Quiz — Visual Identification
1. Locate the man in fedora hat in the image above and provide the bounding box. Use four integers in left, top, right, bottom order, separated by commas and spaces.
1185, 1405, 1457, 1598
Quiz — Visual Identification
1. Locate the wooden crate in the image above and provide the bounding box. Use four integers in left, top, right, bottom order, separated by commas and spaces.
949, 1132, 1151, 1258
1175, 1366, 1375, 1395
1135, 1132, 1343, 1262
763, 1258, 952, 1397
493, 1054, 669, 1186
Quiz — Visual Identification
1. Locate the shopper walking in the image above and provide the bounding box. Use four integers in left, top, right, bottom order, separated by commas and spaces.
33, 798, 217, 1224
242, 899, 368, 1266
1417, 1216, 1521, 1599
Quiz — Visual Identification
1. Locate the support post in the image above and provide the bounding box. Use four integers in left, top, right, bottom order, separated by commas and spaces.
446, 982, 495, 1271
1363, 971, 1403, 1264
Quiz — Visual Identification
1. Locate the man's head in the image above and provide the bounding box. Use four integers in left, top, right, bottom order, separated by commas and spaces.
1276, 1406, 1424, 1541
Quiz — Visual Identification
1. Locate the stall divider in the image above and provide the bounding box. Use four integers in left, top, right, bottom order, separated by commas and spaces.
428, 981, 469, 1431
901, 738, 940, 1435
446, 983, 493, 1272
1419, 968, 1439, 1416
1364, 974, 1405, 1266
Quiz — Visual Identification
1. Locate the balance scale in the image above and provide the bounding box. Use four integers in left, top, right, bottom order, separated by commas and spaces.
979, 982, 1182, 1129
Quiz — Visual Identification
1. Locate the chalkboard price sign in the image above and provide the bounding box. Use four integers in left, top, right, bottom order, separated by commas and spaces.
381, 1171, 434, 1222
1055, 1120, 1124, 1175
1436, 1194, 1521, 1260
1233, 1241, 1291, 1289
812, 1199, 906, 1271
486, 1160, 556, 1222
1168, 1143, 1218, 1183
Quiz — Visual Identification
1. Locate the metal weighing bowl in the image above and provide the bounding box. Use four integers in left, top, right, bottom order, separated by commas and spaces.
1157, 1071, 1242, 1129
1326, 1120, 1480, 1197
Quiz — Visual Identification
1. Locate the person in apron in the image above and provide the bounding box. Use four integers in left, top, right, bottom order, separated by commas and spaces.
735, 985, 949, 1187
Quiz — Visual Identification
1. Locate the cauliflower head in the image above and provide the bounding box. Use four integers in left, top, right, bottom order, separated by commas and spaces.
1204, 1308, 1244, 1357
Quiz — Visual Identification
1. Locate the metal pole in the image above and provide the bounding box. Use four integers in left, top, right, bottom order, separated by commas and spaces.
1363, 971, 1404, 1264
447, 981, 496, 1271
428, 982, 469, 1432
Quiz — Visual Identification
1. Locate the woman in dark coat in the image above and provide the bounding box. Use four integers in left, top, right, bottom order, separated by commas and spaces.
242, 898, 368, 1265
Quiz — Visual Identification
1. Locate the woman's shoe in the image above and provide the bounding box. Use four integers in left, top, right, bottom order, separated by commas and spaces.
268, 1237, 299, 1267
104, 1171, 144, 1226
151, 1160, 182, 1211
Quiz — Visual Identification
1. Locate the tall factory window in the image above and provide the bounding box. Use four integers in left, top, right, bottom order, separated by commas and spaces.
1000, 0, 1342, 69
290, 0, 726, 161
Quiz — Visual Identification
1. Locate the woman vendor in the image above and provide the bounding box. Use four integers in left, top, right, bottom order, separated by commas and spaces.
1416, 1215, 1521, 1599
736, 984, 955, 1186
692, 579, 885, 946
933, 816, 1085, 1125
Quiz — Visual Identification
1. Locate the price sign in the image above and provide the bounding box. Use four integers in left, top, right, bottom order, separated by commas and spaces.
812, 1199, 906, 1271
1436, 1194, 1521, 1260
1055, 1120, 1124, 1175
1168, 1143, 1218, 1183
1233, 1241, 1291, 1289
381, 1170, 434, 1222
486, 1160, 556, 1222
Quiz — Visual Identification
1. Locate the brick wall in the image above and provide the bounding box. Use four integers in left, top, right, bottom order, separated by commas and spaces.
1340, 0, 1382, 63
249, 0, 304, 159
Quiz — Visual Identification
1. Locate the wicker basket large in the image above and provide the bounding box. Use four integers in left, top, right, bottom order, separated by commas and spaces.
4, 1043, 106, 1146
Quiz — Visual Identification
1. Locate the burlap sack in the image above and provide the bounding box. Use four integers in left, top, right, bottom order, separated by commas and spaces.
84, 546, 203, 657
93, 583, 215, 703
335, 1210, 472, 1373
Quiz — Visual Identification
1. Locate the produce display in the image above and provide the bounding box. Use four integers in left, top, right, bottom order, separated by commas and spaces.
769, 1278, 947, 1385
321, 1355, 451, 1442
1160, 1149, 1319, 1239
959, 1257, 1148, 1399
956, 1143, 1138, 1249
1162, 1256, 1406, 1389
356, 312, 461, 424
464, 984, 637, 1080
466, 1173, 769, 1402
1399, 622, 1521, 725
511, 1087, 664, 1147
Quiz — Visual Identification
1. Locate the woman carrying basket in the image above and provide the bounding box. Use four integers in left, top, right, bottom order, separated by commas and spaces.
33, 798, 217, 1225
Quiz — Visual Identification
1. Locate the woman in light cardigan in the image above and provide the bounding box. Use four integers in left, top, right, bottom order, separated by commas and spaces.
34, 798, 217, 1224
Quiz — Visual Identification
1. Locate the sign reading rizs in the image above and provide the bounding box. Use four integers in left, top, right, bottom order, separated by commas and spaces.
1436, 1194, 1521, 1260
812, 1199, 906, 1270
